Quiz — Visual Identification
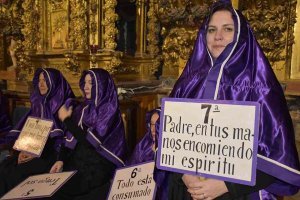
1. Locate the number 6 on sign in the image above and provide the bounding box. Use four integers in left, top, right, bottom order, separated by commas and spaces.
107, 161, 156, 200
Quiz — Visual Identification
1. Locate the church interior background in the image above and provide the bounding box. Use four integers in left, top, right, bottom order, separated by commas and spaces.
0, 1, 300, 199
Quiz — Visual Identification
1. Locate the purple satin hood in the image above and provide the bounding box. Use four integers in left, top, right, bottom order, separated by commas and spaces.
0, 90, 12, 133
8, 68, 75, 148
127, 108, 161, 165
127, 108, 168, 200
170, 0, 300, 198
65, 68, 127, 167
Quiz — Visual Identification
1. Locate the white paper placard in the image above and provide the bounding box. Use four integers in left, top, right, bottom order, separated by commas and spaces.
0, 171, 76, 200
13, 117, 53, 157
157, 98, 260, 186
107, 161, 156, 200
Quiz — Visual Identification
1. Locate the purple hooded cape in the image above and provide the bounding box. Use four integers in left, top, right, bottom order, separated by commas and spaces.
64, 68, 127, 167
0, 90, 12, 134
7, 68, 75, 150
169, 0, 300, 199
127, 108, 161, 165
127, 108, 168, 200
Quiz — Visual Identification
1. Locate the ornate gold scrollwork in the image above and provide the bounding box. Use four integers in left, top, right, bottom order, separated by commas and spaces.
162, 27, 198, 75
22, 0, 40, 52
240, 0, 297, 72
147, 0, 160, 56
155, 0, 212, 78
146, 0, 162, 74
50, 0, 64, 10
0, 0, 25, 75
52, 15, 67, 49
107, 51, 123, 74
64, 52, 81, 75
1, 0, 34, 78
47, 0, 68, 51
69, 0, 88, 50
103, 0, 118, 50
156, 0, 211, 27
89, 0, 98, 46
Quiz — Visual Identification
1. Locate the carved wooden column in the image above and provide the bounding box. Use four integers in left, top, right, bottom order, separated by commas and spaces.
135, 0, 147, 57
22, 0, 40, 53
102, 0, 118, 51
146, 0, 162, 75
69, 0, 88, 52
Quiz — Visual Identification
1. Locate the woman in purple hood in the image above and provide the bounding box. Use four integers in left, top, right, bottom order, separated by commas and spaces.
127, 109, 160, 165
127, 108, 168, 200
0, 68, 75, 196
167, 0, 300, 200
55, 68, 127, 199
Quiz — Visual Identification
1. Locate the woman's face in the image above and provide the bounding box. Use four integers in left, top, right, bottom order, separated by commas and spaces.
38, 73, 49, 95
206, 10, 235, 60
84, 74, 92, 99
150, 112, 159, 142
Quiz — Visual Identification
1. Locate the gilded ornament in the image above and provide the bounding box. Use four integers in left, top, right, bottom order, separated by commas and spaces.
69, 0, 88, 50
103, 0, 118, 50
240, 0, 297, 71
21, 0, 40, 51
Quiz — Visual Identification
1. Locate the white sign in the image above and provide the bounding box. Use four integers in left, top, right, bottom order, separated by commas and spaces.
107, 161, 156, 200
0, 171, 76, 200
13, 117, 53, 157
157, 98, 260, 186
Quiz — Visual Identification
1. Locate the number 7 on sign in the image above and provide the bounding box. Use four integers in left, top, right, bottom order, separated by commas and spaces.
201, 104, 212, 124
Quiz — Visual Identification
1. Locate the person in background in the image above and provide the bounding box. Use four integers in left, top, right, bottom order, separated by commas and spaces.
127, 108, 168, 200
54, 68, 127, 200
0, 68, 75, 196
127, 109, 160, 164
167, 0, 300, 199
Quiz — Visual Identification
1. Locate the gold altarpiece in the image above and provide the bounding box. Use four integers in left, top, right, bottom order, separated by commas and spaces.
1, 0, 300, 144
0, 0, 298, 89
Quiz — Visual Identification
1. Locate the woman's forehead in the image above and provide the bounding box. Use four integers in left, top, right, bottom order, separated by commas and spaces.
208, 10, 234, 25
39, 72, 45, 78
85, 73, 92, 80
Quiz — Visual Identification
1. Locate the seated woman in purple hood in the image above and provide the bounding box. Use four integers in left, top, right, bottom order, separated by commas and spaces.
0, 68, 75, 196
167, 0, 300, 200
127, 109, 160, 165
54, 68, 127, 199
127, 108, 168, 200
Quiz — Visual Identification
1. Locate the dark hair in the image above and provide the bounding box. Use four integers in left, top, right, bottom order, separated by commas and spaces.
208, 3, 234, 22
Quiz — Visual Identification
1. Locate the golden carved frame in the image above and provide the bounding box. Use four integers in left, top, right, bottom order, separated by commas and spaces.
0, 0, 299, 90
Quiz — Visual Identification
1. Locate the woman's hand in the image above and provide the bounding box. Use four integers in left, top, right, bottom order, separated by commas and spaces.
58, 105, 72, 122
182, 174, 203, 188
17, 152, 34, 164
186, 177, 228, 200
50, 161, 64, 173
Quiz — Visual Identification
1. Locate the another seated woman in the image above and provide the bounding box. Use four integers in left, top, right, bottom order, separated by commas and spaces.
54, 68, 127, 200
127, 109, 168, 200
127, 109, 160, 165
0, 68, 75, 196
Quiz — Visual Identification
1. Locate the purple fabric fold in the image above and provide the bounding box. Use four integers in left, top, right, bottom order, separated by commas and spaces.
169, 0, 300, 198
64, 68, 127, 167
6, 68, 75, 151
